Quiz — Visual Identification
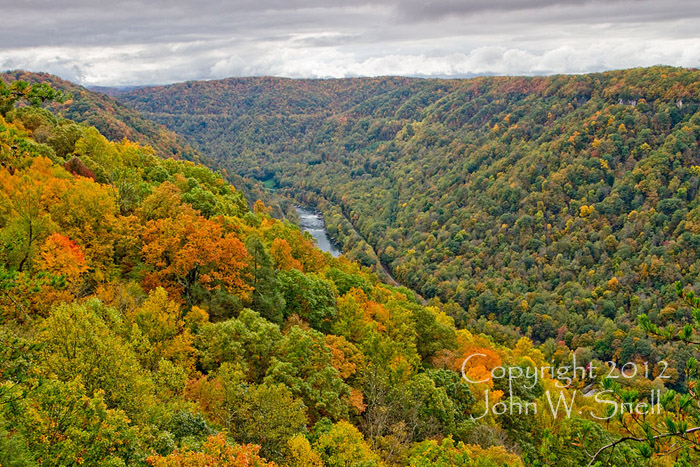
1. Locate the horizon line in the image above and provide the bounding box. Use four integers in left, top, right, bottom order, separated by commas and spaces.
4, 64, 698, 89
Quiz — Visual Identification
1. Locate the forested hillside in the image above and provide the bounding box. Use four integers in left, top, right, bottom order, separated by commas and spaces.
0, 71, 304, 218
1, 71, 202, 162
2, 79, 655, 466
6, 70, 700, 465
115, 67, 700, 372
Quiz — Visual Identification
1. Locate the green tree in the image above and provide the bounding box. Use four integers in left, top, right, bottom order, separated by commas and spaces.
278, 269, 336, 331
236, 383, 308, 461
246, 236, 285, 324
265, 326, 350, 421
0, 80, 67, 117
197, 308, 282, 381
37, 299, 154, 419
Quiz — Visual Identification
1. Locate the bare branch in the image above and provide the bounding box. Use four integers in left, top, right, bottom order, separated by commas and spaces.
586, 427, 700, 467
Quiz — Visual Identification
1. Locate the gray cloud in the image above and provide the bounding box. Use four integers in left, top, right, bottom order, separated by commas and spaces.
0, 0, 698, 85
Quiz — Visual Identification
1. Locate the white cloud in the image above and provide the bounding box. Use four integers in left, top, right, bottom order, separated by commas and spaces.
0, 0, 698, 85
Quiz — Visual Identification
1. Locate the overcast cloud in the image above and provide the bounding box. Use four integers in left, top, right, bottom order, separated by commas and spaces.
0, 0, 698, 85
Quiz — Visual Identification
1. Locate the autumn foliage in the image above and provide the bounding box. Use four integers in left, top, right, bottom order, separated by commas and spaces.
147, 434, 276, 467
1, 73, 695, 466
38, 233, 87, 283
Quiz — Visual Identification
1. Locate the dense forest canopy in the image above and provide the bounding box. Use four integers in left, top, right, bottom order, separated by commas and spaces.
0, 79, 592, 466
112, 67, 700, 367
3, 69, 700, 466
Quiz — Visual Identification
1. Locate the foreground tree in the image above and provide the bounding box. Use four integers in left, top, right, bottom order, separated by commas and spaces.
586, 282, 700, 466
0, 80, 67, 117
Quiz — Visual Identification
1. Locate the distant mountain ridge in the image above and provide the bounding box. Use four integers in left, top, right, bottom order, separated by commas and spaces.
87, 85, 148, 97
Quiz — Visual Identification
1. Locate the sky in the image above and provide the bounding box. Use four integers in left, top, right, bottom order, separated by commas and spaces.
1, 0, 699, 86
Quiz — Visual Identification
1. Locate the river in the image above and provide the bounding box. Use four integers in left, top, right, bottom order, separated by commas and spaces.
295, 206, 342, 257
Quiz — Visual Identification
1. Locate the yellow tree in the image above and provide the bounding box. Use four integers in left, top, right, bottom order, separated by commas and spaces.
126, 287, 196, 373
314, 421, 382, 467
